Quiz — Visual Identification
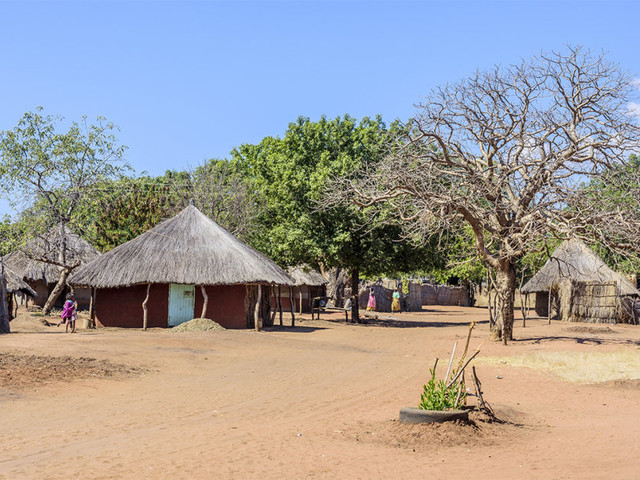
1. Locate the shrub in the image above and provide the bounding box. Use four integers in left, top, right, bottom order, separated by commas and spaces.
418, 367, 466, 411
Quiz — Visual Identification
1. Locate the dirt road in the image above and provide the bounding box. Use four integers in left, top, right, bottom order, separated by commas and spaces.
2, 306, 640, 479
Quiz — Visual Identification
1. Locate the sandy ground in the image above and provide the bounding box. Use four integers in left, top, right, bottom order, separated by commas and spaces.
2, 306, 640, 479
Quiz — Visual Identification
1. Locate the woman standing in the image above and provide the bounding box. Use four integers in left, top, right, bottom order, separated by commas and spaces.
59, 293, 78, 333
366, 288, 376, 311
391, 288, 401, 312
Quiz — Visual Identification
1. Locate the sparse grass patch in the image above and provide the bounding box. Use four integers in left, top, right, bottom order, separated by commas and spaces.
478, 350, 640, 383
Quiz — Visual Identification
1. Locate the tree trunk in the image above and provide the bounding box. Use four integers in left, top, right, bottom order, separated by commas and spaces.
42, 267, 71, 315
351, 266, 360, 323
490, 260, 516, 344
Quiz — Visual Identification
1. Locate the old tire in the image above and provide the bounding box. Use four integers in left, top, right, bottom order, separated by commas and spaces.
399, 407, 469, 424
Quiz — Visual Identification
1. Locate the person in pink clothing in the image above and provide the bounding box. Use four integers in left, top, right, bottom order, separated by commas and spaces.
366, 288, 376, 311
59, 293, 77, 333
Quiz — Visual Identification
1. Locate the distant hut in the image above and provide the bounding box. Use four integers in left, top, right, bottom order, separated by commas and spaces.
1, 265, 36, 320
285, 265, 328, 313
521, 239, 640, 324
70, 204, 294, 329
2, 228, 99, 309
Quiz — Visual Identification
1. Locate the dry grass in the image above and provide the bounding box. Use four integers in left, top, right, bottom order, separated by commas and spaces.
478, 350, 640, 383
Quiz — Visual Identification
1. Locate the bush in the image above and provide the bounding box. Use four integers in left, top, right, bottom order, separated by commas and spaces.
418, 367, 466, 411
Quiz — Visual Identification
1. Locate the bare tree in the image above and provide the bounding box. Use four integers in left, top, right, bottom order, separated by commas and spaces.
0, 109, 128, 313
340, 47, 640, 343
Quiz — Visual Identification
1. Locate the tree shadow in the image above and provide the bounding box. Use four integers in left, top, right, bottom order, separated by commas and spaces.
262, 325, 327, 333
354, 318, 490, 329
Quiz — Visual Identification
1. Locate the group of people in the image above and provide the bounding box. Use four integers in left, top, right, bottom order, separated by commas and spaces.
57, 293, 78, 333
366, 287, 402, 313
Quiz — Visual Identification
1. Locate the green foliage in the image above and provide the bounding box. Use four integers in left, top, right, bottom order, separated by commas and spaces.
89, 176, 186, 252
0, 108, 129, 253
233, 115, 439, 276
418, 367, 466, 411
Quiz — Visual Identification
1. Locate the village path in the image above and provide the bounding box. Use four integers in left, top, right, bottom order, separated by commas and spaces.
2, 306, 640, 479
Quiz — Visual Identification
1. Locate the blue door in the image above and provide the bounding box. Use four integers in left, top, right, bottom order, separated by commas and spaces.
168, 284, 195, 326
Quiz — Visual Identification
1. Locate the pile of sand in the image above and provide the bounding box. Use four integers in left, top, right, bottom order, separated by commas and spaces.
171, 318, 226, 332
9, 313, 54, 332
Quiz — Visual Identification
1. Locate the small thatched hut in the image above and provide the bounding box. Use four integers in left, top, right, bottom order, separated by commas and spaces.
2, 228, 99, 308
70, 204, 294, 329
283, 265, 327, 313
521, 239, 640, 324
1, 265, 36, 320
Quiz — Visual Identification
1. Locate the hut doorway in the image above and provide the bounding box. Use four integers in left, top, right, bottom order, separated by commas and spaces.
168, 284, 195, 326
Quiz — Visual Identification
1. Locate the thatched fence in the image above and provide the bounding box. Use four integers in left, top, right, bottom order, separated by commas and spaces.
550, 279, 638, 324
421, 284, 471, 306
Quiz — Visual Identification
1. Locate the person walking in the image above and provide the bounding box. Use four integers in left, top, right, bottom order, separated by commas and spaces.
59, 293, 78, 333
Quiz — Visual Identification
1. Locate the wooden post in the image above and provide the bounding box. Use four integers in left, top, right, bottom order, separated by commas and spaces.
288, 286, 295, 327
88, 287, 95, 327
254, 284, 262, 331
548, 285, 552, 325
0, 265, 9, 334
13, 292, 18, 319
142, 283, 151, 331
270, 285, 277, 324
200, 285, 208, 318
278, 285, 283, 326
299, 288, 303, 315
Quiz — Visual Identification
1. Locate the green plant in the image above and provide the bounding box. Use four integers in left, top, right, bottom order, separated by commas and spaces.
418, 367, 466, 411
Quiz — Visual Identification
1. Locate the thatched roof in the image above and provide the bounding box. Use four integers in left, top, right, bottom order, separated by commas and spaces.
2, 228, 99, 284
1, 266, 36, 297
70, 204, 294, 288
521, 239, 640, 296
287, 265, 328, 287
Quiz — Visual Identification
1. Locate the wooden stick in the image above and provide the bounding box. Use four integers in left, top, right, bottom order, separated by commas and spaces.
445, 340, 458, 381
200, 285, 208, 318
142, 283, 150, 331
446, 349, 480, 389
454, 370, 465, 407
472, 366, 496, 418
457, 321, 476, 371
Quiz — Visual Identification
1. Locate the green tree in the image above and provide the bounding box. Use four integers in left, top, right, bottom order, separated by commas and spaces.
0, 108, 129, 312
234, 115, 439, 321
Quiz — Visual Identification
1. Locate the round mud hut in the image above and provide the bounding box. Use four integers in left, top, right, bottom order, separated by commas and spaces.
70, 204, 294, 329
521, 239, 640, 324
285, 265, 328, 313
2, 228, 99, 309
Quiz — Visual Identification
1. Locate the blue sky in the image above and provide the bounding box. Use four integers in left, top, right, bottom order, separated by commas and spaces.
1, 0, 639, 217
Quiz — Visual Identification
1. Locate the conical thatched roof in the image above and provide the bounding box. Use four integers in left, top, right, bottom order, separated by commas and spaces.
70, 204, 294, 288
2, 228, 99, 284
521, 239, 639, 296
1, 265, 36, 296
287, 265, 328, 287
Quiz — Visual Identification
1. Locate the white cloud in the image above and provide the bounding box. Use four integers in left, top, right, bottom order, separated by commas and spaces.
628, 102, 640, 118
